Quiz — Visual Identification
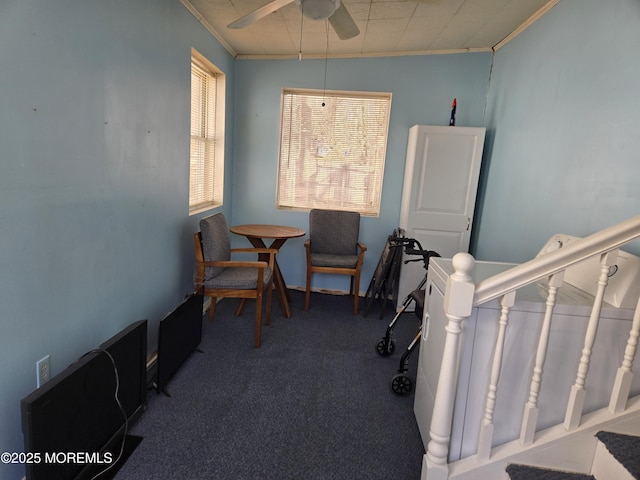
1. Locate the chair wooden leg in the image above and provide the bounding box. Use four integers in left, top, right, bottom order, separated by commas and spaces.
305, 270, 312, 311
254, 292, 263, 348
236, 299, 248, 316
353, 273, 360, 315
208, 297, 217, 321
265, 282, 273, 326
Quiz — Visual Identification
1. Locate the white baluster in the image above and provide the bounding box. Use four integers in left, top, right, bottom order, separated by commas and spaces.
609, 294, 640, 413
564, 250, 618, 430
478, 290, 516, 461
425, 253, 475, 480
520, 272, 564, 446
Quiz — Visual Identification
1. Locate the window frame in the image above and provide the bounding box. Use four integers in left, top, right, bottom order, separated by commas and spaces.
275, 88, 392, 217
189, 49, 225, 215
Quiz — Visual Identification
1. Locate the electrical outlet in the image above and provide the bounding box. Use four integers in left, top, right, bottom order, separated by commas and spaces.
36, 355, 50, 388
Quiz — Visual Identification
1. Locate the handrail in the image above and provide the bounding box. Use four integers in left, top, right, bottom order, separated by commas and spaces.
474, 215, 640, 305
423, 215, 640, 480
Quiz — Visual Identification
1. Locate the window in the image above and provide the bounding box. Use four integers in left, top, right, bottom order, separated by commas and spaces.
276, 88, 392, 217
189, 50, 225, 214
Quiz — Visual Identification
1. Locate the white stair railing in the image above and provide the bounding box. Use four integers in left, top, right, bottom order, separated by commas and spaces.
564, 250, 618, 430
520, 271, 563, 446
425, 253, 476, 480
423, 215, 640, 480
609, 294, 640, 413
477, 291, 515, 460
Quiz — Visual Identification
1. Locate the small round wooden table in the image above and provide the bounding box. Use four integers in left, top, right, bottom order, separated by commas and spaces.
230, 224, 305, 318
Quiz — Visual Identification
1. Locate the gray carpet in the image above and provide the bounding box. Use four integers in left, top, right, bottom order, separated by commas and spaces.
115, 290, 425, 479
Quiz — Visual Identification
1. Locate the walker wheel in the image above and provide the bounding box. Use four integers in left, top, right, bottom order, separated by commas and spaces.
376, 339, 395, 356
391, 374, 413, 395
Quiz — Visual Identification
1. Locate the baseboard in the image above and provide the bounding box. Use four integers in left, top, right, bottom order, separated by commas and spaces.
201, 286, 361, 299
289, 286, 361, 296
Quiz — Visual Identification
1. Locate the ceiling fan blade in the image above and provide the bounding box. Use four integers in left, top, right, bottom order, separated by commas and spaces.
227, 0, 295, 29
328, 3, 359, 40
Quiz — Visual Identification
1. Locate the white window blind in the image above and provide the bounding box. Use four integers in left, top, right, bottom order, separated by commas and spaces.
190, 58, 223, 213
276, 89, 391, 216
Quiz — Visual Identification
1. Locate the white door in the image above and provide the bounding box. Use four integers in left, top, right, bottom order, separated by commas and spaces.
397, 125, 486, 309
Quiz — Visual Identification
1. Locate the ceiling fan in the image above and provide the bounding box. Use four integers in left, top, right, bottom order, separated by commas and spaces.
227, 0, 360, 40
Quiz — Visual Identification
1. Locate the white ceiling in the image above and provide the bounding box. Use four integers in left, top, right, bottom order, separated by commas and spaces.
182, 0, 558, 58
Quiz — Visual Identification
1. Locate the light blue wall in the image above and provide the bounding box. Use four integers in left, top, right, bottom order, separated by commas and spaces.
0, 1, 234, 478
231, 54, 492, 292
3, 0, 640, 478
473, 0, 640, 262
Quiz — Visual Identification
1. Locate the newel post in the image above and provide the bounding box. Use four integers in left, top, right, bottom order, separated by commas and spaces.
424, 253, 475, 480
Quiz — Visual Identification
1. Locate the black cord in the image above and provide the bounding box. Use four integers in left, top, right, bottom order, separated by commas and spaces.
322, 20, 329, 107
298, 1, 304, 60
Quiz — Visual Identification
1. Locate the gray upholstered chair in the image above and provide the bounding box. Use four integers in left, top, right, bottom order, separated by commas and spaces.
304, 209, 367, 314
194, 213, 276, 347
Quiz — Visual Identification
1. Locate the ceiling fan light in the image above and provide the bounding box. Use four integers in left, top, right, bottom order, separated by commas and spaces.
299, 0, 340, 20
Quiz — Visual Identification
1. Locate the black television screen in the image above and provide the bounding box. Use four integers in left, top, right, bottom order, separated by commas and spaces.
97, 319, 148, 422
156, 291, 203, 394
21, 320, 147, 480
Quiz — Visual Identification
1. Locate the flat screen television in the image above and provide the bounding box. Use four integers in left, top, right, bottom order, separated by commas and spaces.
21, 319, 148, 480
156, 290, 204, 395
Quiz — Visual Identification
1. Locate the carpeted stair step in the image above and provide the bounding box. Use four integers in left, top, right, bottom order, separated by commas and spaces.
595, 431, 640, 479
506, 464, 595, 480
